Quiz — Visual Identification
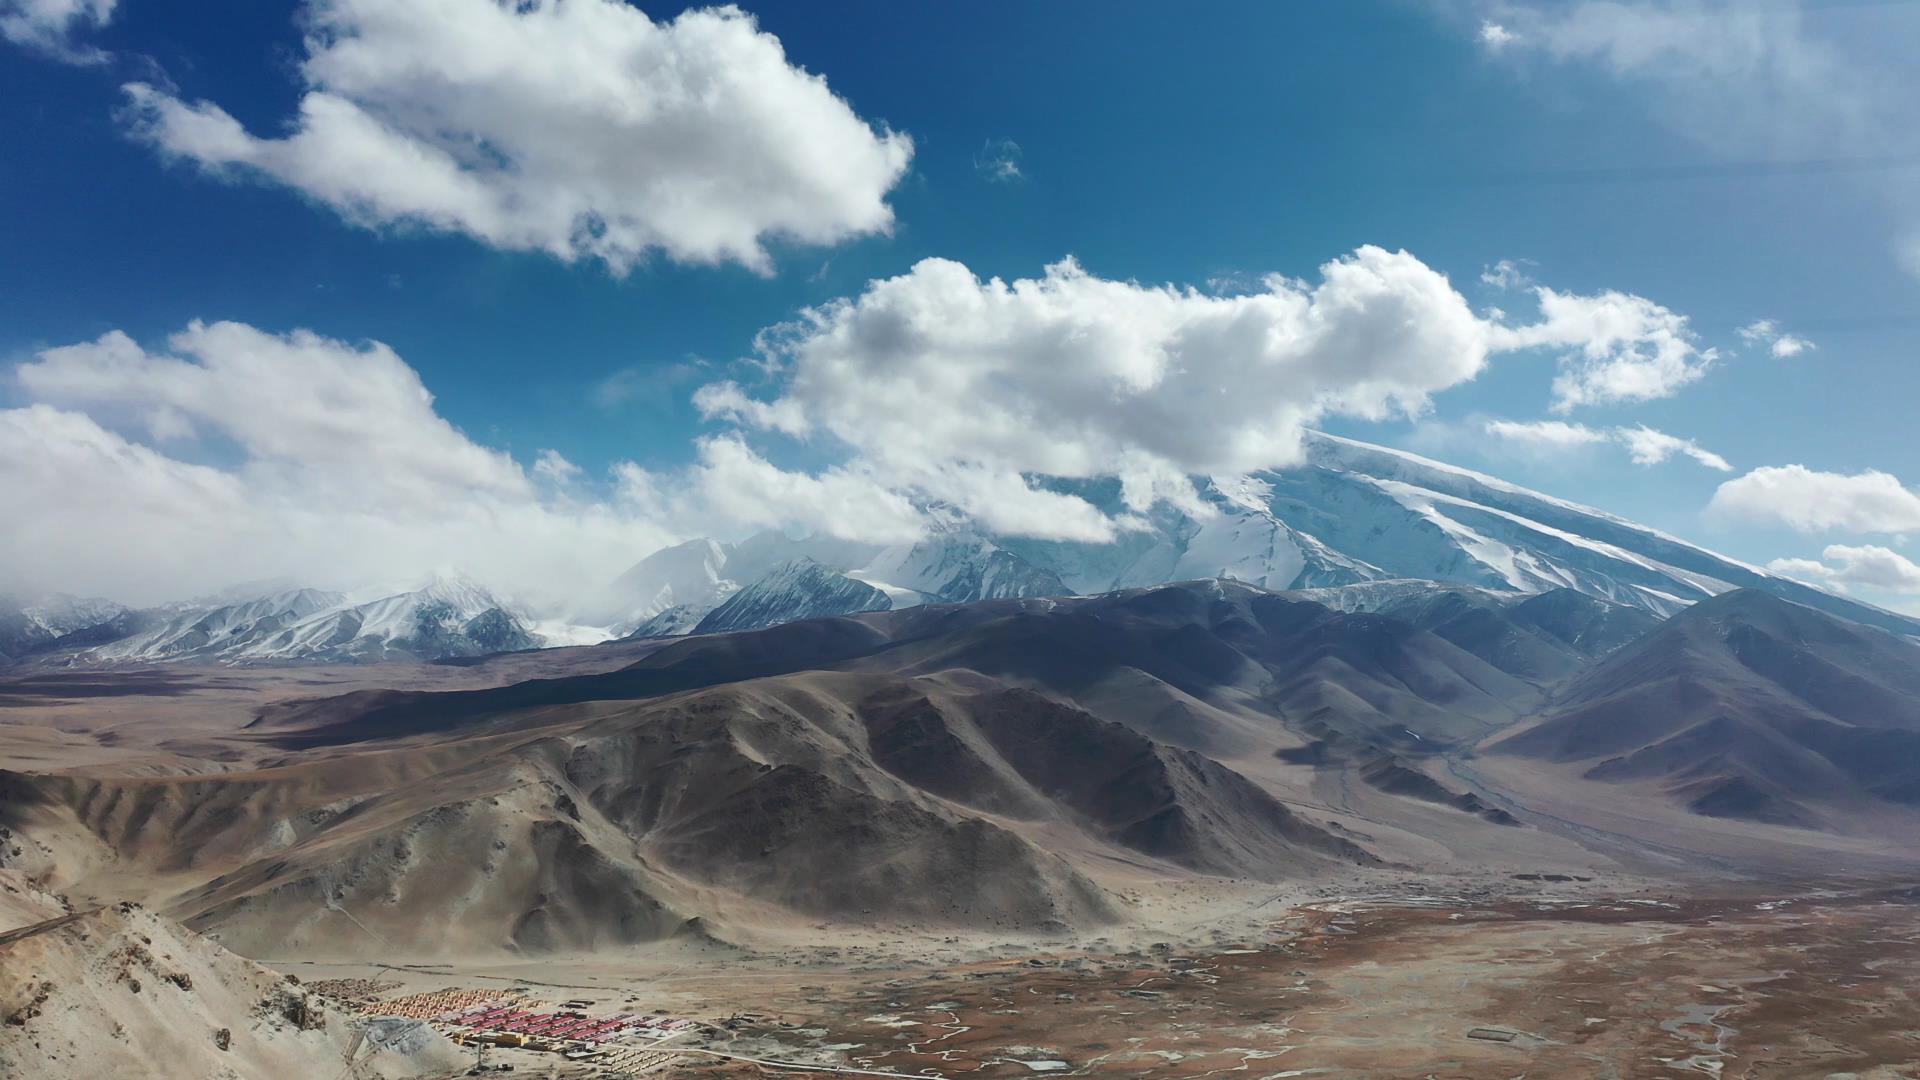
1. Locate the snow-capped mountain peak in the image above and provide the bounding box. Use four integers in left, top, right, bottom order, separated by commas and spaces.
691, 557, 895, 635
70, 573, 540, 665
603, 430, 1919, 643
592, 537, 735, 631
18, 433, 1917, 665
19, 593, 128, 637
90, 588, 345, 663
605, 520, 1070, 641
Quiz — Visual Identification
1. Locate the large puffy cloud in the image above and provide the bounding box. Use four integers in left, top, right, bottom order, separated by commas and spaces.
1482, 418, 1731, 470
6, 251, 1728, 599
122, 0, 912, 273
603, 436, 931, 547
2, 322, 691, 605
2, 319, 979, 604
0, 0, 112, 61
1709, 465, 1920, 534
700, 248, 1495, 540
18, 322, 532, 511
698, 248, 1719, 540
1, 406, 255, 591
1768, 544, 1920, 595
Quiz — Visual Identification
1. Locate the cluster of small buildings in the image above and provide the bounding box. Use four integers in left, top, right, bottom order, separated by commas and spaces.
367, 986, 510, 1020
343, 985, 700, 1067
442, 998, 699, 1058
447, 1003, 653, 1047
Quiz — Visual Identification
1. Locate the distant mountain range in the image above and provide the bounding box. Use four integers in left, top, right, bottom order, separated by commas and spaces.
1, 574, 537, 665
5, 431, 1914, 667
11, 577, 1916, 960
587, 430, 1919, 644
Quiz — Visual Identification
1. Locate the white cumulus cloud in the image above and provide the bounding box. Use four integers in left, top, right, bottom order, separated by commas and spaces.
605, 434, 929, 546
697, 247, 1722, 540
1768, 544, 1920, 594
1, 318, 972, 604
1765, 556, 1836, 586
700, 247, 1499, 541
17, 322, 532, 509
121, 0, 913, 274
1710, 464, 1920, 534
1489, 287, 1717, 412
3, 250, 1728, 598
3, 322, 696, 606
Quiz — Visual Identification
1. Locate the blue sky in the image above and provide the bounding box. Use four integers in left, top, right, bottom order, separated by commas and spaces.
3, 0, 1919, 610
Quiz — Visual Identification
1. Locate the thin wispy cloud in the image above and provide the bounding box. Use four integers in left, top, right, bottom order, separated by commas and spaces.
974, 137, 1025, 183
1483, 418, 1733, 470
532, 448, 582, 485
1738, 319, 1815, 358
0, 0, 114, 63
593, 360, 708, 411
1448, 0, 1920, 277
1479, 259, 1533, 290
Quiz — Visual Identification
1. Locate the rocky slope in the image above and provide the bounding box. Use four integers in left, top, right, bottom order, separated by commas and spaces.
0, 894, 460, 1079
8, 578, 1920, 964
7, 581, 1527, 958
1492, 589, 1920, 828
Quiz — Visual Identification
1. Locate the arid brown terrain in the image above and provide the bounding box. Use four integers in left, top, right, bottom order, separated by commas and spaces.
4, 581, 1919, 1077
660, 886, 1920, 1079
